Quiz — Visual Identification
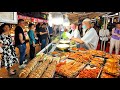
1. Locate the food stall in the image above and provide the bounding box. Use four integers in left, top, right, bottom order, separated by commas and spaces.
18, 12, 120, 78
19, 37, 120, 78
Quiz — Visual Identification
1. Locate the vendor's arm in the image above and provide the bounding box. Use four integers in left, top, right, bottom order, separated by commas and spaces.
71, 37, 84, 44
73, 29, 95, 45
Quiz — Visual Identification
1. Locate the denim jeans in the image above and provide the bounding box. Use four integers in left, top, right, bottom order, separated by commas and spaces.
17, 43, 26, 65
41, 39, 47, 50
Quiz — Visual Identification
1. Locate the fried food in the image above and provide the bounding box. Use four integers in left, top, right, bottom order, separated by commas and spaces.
103, 61, 120, 76
101, 73, 115, 78
77, 67, 100, 78
104, 53, 112, 59
56, 61, 84, 78
51, 51, 58, 55
90, 58, 104, 67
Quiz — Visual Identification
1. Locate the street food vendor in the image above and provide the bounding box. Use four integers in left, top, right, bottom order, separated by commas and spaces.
70, 23, 81, 39
66, 18, 99, 50
67, 23, 81, 48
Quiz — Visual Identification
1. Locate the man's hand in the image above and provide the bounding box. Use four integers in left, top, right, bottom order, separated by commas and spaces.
33, 42, 36, 47
39, 43, 42, 46
19, 33, 25, 44
0, 54, 2, 60
118, 35, 120, 37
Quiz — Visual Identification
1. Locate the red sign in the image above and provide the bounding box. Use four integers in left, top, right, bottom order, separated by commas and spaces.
31, 17, 38, 22
38, 19, 43, 22
18, 15, 27, 20
43, 20, 48, 23
18, 15, 47, 23
26, 16, 31, 20
18, 15, 24, 19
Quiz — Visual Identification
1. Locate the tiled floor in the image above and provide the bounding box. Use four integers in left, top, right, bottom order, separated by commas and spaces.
0, 43, 41, 78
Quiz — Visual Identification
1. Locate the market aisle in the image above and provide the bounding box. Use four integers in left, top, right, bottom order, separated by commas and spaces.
0, 43, 41, 78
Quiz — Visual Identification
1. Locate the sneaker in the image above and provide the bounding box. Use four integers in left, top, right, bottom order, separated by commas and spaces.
19, 64, 26, 69
23, 59, 28, 64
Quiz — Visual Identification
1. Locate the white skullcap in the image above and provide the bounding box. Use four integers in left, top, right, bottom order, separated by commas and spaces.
83, 18, 92, 23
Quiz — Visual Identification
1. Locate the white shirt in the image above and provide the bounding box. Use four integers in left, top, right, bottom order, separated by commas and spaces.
81, 28, 99, 50
71, 29, 81, 38
71, 29, 81, 45
99, 29, 110, 41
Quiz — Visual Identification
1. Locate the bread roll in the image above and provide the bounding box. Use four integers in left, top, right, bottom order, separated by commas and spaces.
41, 61, 57, 78
28, 59, 50, 78
19, 59, 38, 78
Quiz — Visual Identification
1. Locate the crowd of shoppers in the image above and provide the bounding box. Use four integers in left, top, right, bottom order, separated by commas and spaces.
0, 19, 54, 76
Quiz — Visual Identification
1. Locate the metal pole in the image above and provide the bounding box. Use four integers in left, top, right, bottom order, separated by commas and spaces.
103, 17, 106, 51
112, 17, 114, 23
118, 12, 120, 22
103, 15, 108, 51
103, 16, 106, 51
101, 16, 105, 51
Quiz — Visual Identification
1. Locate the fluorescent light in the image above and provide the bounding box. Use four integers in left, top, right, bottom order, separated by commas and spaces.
63, 16, 70, 27
48, 12, 64, 26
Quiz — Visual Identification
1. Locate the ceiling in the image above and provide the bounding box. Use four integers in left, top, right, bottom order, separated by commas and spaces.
18, 12, 113, 23
62, 12, 111, 23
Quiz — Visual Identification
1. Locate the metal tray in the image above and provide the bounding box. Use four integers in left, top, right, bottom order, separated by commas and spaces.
76, 63, 103, 78
55, 62, 88, 78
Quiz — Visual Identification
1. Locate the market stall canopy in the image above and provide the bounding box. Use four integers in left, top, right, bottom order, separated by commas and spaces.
18, 12, 113, 24
61, 12, 111, 24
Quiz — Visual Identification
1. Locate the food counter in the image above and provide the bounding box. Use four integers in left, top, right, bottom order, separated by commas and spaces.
19, 38, 120, 78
